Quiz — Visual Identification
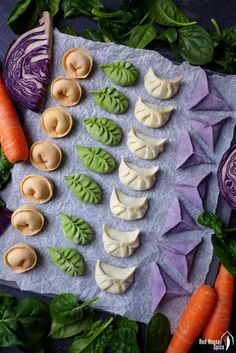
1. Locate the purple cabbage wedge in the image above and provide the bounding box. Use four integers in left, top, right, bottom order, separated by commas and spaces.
218, 144, 236, 210
159, 238, 202, 282
188, 69, 231, 111
0, 205, 12, 236
190, 114, 230, 152
176, 130, 212, 169
152, 262, 189, 312
172, 171, 212, 211
162, 197, 200, 236
3, 12, 53, 112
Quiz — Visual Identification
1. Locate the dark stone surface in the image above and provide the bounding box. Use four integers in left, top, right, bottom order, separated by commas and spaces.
0, 0, 236, 352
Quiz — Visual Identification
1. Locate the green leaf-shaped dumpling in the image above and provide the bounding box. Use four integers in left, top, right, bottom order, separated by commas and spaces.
100, 61, 138, 86
65, 174, 102, 204
84, 117, 122, 146
76, 146, 116, 174
59, 212, 93, 245
90, 86, 128, 114
47, 247, 85, 276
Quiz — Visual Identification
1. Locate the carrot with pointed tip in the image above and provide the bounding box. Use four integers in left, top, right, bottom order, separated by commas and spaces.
203, 265, 234, 341
165, 284, 217, 353
0, 72, 29, 163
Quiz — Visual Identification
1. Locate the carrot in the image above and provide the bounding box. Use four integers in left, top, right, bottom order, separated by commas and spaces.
203, 265, 235, 341
165, 284, 217, 353
0, 72, 29, 163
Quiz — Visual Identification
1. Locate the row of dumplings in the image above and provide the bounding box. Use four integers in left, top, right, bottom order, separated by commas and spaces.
97, 68, 183, 295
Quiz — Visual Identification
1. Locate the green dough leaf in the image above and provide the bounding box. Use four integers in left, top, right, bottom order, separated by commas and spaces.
47, 247, 85, 276
76, 146, 116, 174
100, 61, 138, 86
59, 212, 93, 245
65, 174, 102, 204
84, 117, 122, 146
90, 86, 128, 114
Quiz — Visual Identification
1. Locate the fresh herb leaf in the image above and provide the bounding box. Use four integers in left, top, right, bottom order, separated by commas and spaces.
198, 212, 224, 236
58, 26, 79, 36
128, 24, 157, 49
157, 28, 178, 44
147, 0, 196, 27
212, 234, 236, 276
144, 313, 170, 353
84, 29, 103, 42
49, 308, 94, 339
7, 0, 39, 34
111, 327, 140, 353
0, 148, 12, 190
68, 318, 113, 353
62, 0, 104, 18
175, 25, 214, 65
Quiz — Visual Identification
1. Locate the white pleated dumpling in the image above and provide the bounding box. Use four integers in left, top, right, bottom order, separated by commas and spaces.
144, 68, 182, 100
127, 127, 166, 160
135, 97, 173, 128
102, 224, 140, 257
95, 260, 136, 294
110, 187, 148, 220
119, 157, 158, 191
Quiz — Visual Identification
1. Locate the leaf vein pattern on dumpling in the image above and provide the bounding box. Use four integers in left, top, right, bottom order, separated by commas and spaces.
84, 117, 122, 146
65, 174, 102, 204
59, 212, 93, 245
90, 86, 128, 114
100, 61, 138, 86
76, 146, 116, 174
47, 246, 85, 276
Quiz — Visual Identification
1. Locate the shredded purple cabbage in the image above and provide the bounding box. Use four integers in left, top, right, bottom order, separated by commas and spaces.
0, 206, 12, 236
3, 12, 53, 112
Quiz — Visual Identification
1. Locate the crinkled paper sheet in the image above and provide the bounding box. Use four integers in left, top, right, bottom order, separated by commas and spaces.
1, 30, 236, 330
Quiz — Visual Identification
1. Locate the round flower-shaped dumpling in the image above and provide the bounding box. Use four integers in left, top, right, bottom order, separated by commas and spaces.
62, 48, 93, 78
20, 175, 53, 204
30, 140, 62, 171
4, 243, 37, 273
11, 205, 44, 236
41, 107, 73, 138
51, 76, 82, 106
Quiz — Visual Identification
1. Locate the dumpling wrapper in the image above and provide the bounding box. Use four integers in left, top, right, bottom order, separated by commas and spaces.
110, 187, 148, 221
159, 237, 202, 282
4, 243, 37, 273
11, 205, 44, 236
30, 140, 62, 171
135, 97, 173, 128
51, 76, 82, 106
119, 157, 159, 191
189, 69, 231, 111
152, 262, 189, 312
41, 107, 73, 138
62, 48, 93, 78
20, 174, 54, 204
172, 171, 212, 211
176, 130, 212, 169
162, 197, 199, 236
95, 259, 136, 294
190, 114, 230, 152
127, 127, 166, 160
102, 224, 140, 257
144, 68, 182, 100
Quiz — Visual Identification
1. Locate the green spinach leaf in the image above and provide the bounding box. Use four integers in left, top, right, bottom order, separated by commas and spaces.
0, 148, 13, 190
212, 234, 236, 276
128, 24, 157, 49
157, 28, 177, 44
7, 0, 38, 34
68, 318, 113, 353
58, 26, 79, 36
84, 29, 103, 42
36, 0, 60, 16
144, 313, 170, 353
114, 315, 138, 333
62, 0, 103, 18
198, 212, 224, 236
146, 0, 196, 27
111, 327, 140, 353
175, 25, 214, 65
